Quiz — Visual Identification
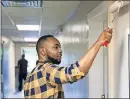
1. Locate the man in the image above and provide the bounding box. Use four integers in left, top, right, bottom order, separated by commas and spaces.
17, 54, 28, 91
24, 28, 112, 98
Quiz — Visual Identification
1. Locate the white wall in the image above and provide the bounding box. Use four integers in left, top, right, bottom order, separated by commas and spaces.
8, 40, 15, 93
87, 1, 112, 98
88, 21, 104, 98
87, 1, 129, 98
15, 42, 36, 65
2, 36, 15, 97
108, 1, 129, 98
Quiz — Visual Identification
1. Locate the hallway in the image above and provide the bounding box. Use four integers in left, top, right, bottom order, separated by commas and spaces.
1, 0, 129, 98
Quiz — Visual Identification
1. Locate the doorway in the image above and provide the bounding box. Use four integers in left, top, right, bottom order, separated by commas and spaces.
21, 47, 38, 73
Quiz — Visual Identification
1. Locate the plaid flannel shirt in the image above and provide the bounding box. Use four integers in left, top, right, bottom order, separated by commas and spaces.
24, 61, 85, 98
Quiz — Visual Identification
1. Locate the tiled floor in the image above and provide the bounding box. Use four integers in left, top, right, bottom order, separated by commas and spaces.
5, 90, 24, 98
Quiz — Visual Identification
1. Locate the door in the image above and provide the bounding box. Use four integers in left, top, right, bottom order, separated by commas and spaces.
128, 34, 130, 98
21, 47, 38, 73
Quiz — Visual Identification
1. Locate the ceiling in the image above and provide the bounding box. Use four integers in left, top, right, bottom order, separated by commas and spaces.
1, 1, 101, 42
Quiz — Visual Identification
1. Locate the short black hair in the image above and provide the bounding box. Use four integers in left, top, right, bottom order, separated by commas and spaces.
22, 54, 25, 58
36, 35, 54, 57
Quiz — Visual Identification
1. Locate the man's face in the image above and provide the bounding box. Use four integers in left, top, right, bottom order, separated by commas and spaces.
43, 37, 62, 64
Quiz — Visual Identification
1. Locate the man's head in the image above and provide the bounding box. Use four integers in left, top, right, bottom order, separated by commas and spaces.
22, 54, 25, 59
36, 35, 62, 64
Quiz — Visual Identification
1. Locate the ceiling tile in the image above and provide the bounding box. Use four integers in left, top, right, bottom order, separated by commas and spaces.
3, 7, 42, 18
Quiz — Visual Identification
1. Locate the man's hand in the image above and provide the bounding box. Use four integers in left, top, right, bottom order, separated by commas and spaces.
15, 66, 19, 68
96, 27, 113, 46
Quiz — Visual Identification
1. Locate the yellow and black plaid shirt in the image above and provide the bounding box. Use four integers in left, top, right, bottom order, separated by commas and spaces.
24, 61, 85, 98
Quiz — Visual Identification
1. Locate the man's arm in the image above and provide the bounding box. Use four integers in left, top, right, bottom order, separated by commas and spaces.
45, 62, 85, 85
16, 60, 20, 68
78, 28, 112, 74
26, 60, 28, 67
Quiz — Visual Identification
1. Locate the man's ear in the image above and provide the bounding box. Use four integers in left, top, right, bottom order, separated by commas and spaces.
40, 47, 47, 56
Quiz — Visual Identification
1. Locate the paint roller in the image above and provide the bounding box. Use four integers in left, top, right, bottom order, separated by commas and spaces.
103, 0, 129, 47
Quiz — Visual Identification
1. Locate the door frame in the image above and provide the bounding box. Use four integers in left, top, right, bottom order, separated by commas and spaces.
128, 34, 130, 98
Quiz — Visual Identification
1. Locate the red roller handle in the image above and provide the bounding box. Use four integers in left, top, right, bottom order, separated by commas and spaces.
104, 41, 109, 48
103, 28, 112, 48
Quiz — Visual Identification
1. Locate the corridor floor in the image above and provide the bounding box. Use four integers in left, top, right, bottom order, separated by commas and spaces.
5, 90, 24, 98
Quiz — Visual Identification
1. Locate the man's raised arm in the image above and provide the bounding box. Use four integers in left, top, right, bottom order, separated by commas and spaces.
78, 28, 112, 74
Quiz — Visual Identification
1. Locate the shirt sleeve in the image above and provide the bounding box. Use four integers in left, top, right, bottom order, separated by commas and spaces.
18, 60, 20, 66
45, 61, 85, 85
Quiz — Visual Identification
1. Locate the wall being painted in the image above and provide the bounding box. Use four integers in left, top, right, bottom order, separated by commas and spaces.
108, 1, 129, 98
87, 1, 129, 98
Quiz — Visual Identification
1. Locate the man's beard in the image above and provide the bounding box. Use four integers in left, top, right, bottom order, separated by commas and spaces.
47, 55, 61, 64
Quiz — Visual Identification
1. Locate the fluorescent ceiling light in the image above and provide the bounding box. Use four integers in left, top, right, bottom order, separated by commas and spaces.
1, 0, 43, 8
24, 37, 38, 42
16, 25, 39, 31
